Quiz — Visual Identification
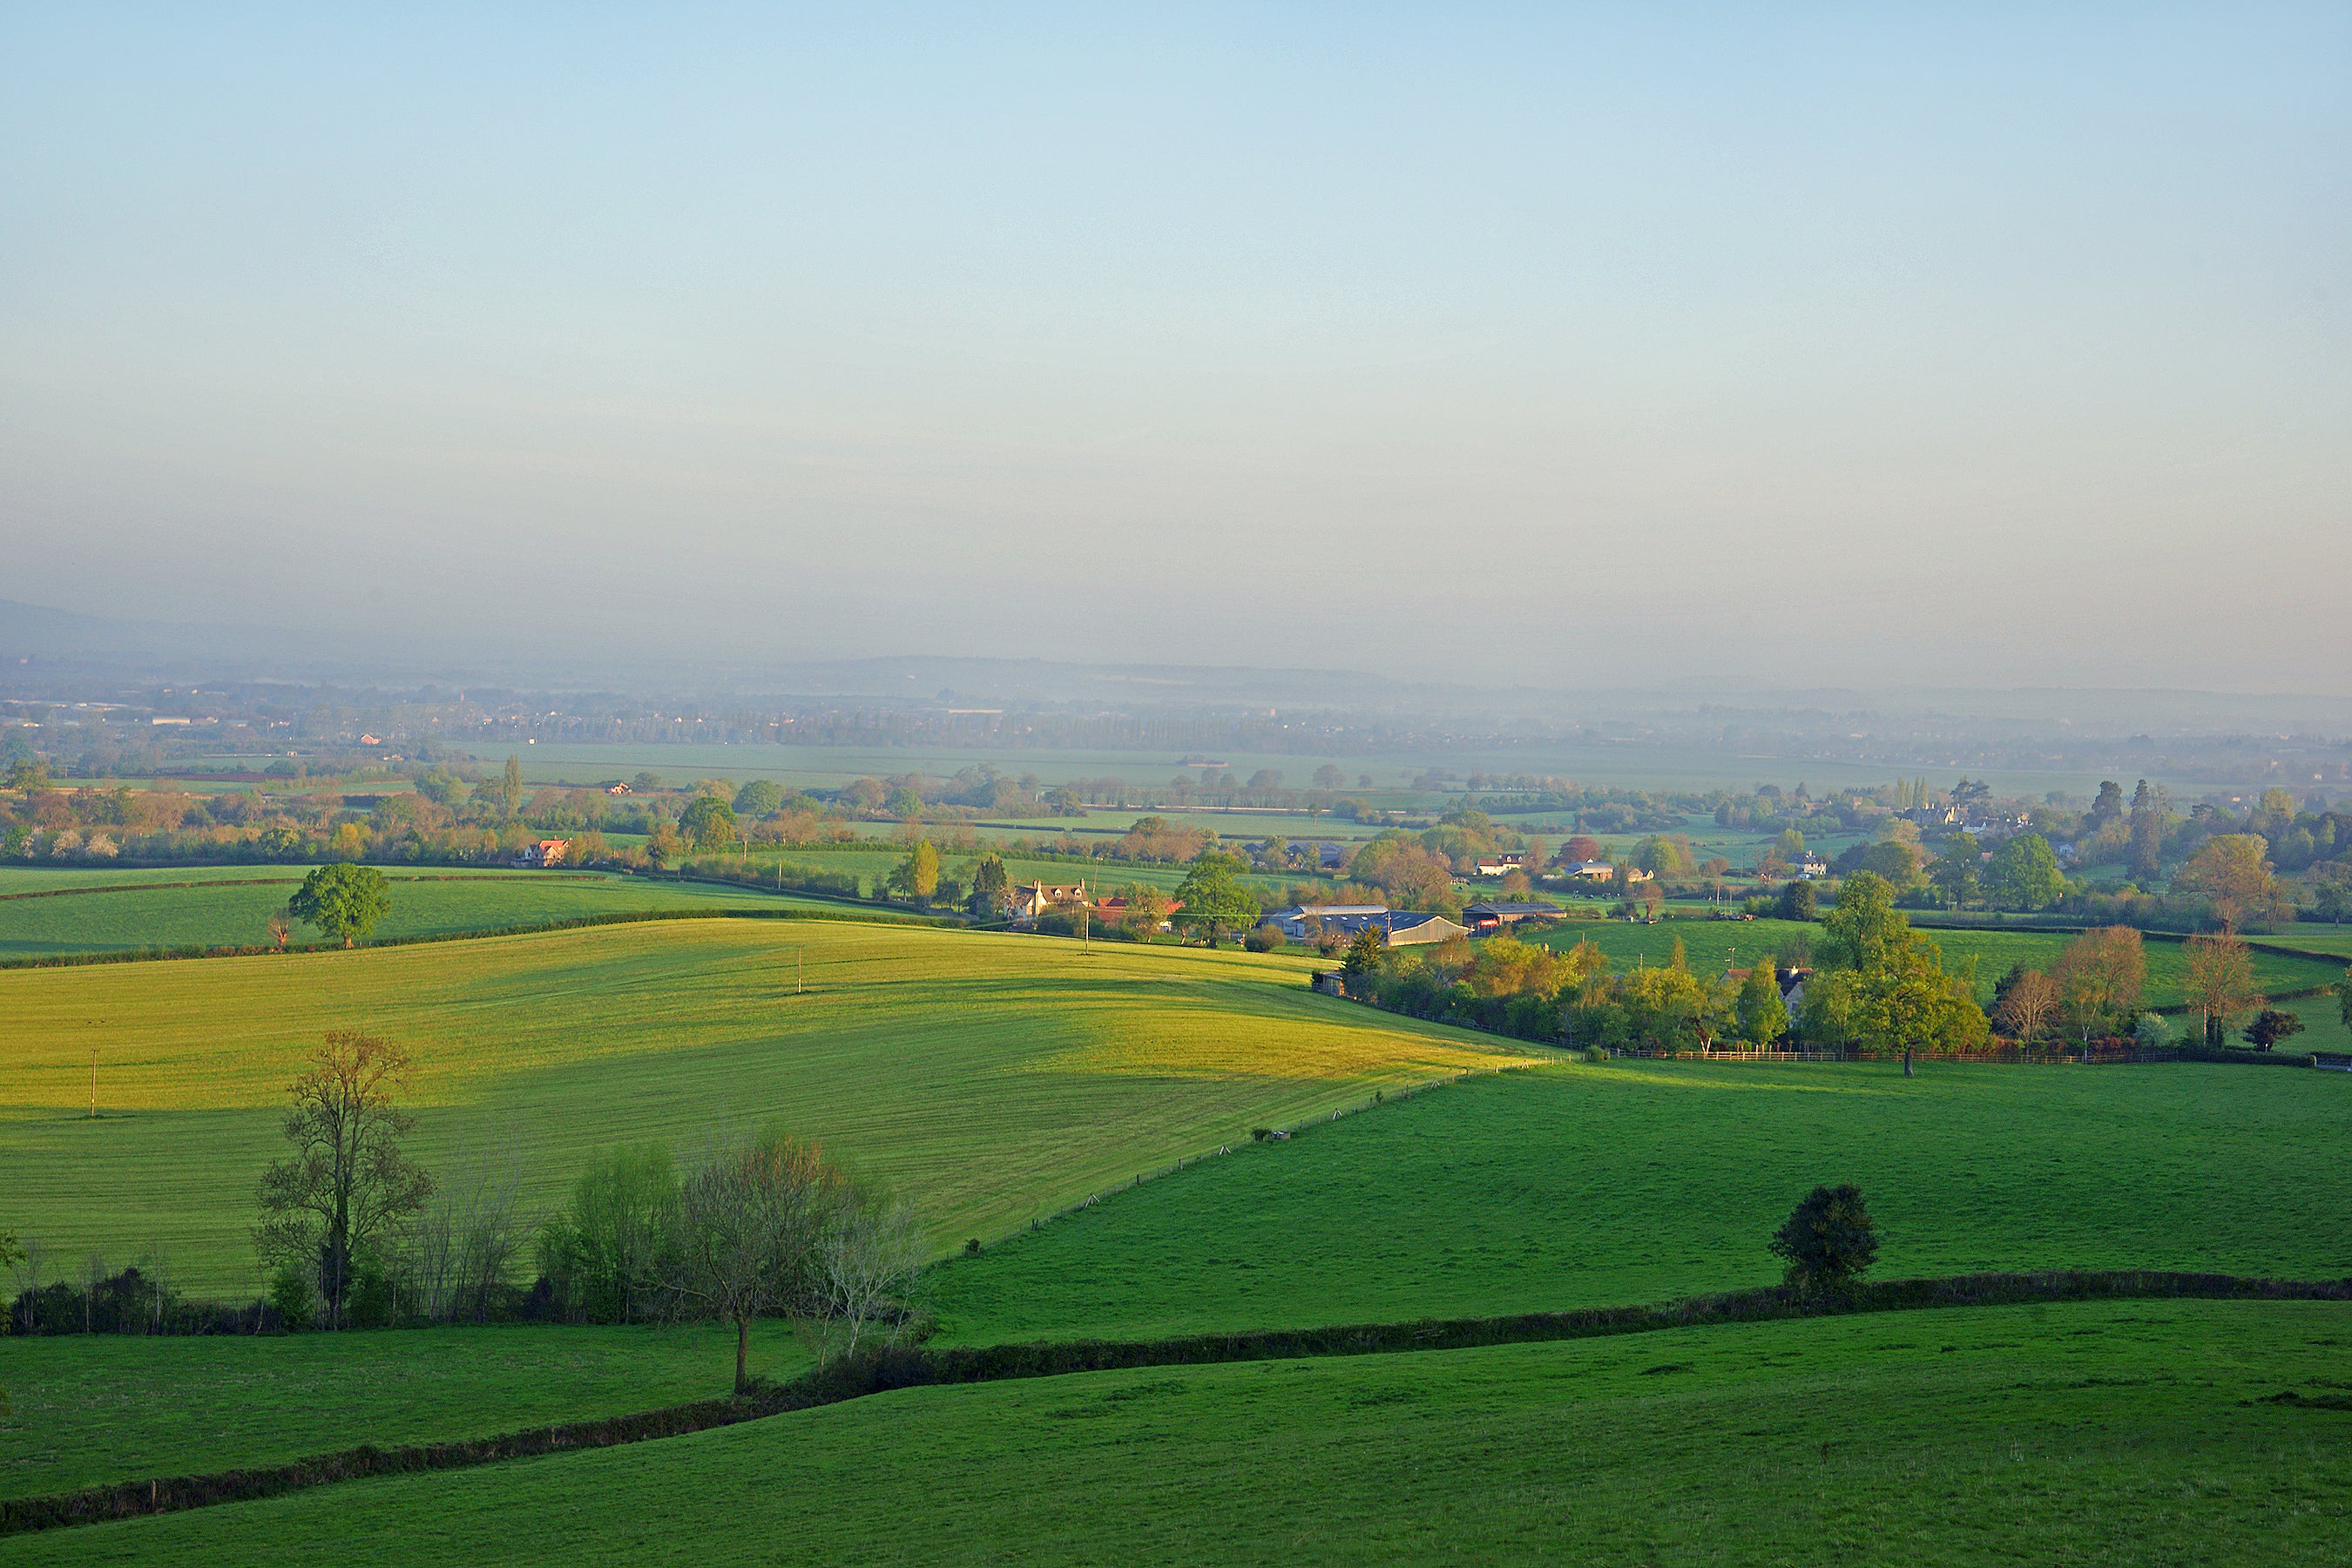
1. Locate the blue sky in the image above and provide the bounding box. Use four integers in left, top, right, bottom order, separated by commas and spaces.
3, 4, 2346, 687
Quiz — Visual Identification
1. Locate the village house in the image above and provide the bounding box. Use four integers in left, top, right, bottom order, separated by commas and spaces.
605, 782, 632, 795
1561, 860, 1650, 883
513, 838, 570, 868
1009, 882, 1089, 920
1792, 853, 1829, 879
1472, 851, 1534, 878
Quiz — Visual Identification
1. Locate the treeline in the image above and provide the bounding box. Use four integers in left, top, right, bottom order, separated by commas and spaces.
7, 1035, 926, 1392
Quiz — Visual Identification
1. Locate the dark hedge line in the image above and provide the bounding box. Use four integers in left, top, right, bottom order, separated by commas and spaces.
9, 1267, 2347, 1536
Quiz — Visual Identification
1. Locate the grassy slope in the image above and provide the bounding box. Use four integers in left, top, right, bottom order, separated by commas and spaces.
0, 872, 826, 957
1528, 916, 2343, 1008
929, 1059, 2352, 1344
13, 1300, 2349, 1566
0, 921, 1530, 1292
0, 1322, 805, 1501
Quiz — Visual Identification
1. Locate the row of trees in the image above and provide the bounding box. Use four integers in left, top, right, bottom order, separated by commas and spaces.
229, 1033, 924, 1390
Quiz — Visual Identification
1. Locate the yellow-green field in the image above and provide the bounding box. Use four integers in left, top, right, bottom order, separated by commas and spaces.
0, 921, 1532, 1293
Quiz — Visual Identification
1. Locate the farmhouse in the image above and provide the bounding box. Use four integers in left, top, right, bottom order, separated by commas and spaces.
1266, 904, 1391, 940
1010, 882, 1089, 920
1726, 964, 1813, 1017
1472, 852, 1534, 878
605, 782, 632, 795
1386, 912, 1468, 945
1792, 853, 1828, 879
1561, 860, 1649, 882
514, 838, 570, 868
1265, 905, 1468, 945
1463, 901, 1560, 935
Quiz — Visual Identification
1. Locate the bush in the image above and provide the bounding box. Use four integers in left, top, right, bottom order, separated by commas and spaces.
268, 1263, 314, 1332
1242, 924, 1281, 952
1768, 1184, 1880, 1298
1251, 1127, 1273, 1142
1585, 1047, 1611, 1064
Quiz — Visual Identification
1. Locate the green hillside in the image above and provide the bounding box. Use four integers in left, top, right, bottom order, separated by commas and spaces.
0, 921, 1531, 1292
11, 1300, 2345, 1565
931, 1059, 2352, 1344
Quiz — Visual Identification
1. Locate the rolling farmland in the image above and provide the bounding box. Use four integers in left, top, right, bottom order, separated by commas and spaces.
0, 919, 1531, 1292
10, 1299, 2345, 1566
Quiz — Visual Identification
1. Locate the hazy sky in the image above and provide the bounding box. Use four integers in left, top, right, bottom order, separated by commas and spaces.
3, 5, 2347, 688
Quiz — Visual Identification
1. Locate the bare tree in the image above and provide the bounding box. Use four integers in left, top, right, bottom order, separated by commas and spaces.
10, 1236, 45, 1335
2183, 935, 2264, 1047
2052, 927, 2146, 1043
255, 1031, 434, 1330
1994, 969, 2059, 1042
814, 1193, 926, 1363
664, 1133, 841, 1394
409, 1146, 526, 1324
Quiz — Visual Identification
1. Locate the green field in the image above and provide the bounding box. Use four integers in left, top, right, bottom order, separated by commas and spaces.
0, 869, 830, 957
0, 920, 1531, 1292
12, 1299, 2347, 1565
1527, 916, 2349, 1012
929, 1060, 2352, 1344
0, 1321, 807, 1502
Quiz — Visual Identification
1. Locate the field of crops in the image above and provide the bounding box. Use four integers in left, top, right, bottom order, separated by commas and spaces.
930, 1058, 2352, 1344
1525, 915, 2349, 1011
0, 920, 1531, 1292
0, 1321, 806, 1502
12, 1298, 2345, 1565
0, 869, 828, 958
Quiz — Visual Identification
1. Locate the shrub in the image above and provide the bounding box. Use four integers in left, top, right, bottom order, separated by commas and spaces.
1251, 1127, 1273, 1142
268, 1263, 314, 1331
1585, 1047, 1610, 1064
963, 1239, 982, 1257
1242, 924, 1281, 953
1768, 1184, 1880, 1298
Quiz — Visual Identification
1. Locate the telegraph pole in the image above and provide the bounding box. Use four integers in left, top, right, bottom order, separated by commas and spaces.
90, 1049, 97, 1119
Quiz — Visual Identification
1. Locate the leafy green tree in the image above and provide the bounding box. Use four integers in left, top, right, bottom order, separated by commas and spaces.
1341, 925, 1386, 983
1811, 872, 1988, 1070
0, 1230, 17, 1409
888, 841, 941, 905
1736, 964, 1789, 1045
499, 755, 524, 819
287, 863, 390, 947
1172, 853, 1260, 947
678, 795, 739, 852
2243, 1009, 2305, 1051
2126, 779, 2164, 882
969, 853, 1010, 918
1927, 834, 1980, 907
2337, 967, 2352, 1031
537, 1144, 676, 1324
733, 780, 785, 816
1768, 1183, 1879, 1297
1984, 834, 2063, 910
1775, 880, 1815, 921
5, 758, 49, 791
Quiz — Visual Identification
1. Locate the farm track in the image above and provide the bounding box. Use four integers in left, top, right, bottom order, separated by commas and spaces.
8, 1267, 2344, 1537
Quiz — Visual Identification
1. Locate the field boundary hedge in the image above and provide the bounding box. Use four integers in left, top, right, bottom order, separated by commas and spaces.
7, 1267, 2347, 1537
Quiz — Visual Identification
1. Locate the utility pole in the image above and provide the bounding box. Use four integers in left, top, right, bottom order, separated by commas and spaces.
90, 1048, 97, 1119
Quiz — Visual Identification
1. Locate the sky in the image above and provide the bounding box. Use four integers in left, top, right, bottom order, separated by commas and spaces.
3, 4, 2347, 691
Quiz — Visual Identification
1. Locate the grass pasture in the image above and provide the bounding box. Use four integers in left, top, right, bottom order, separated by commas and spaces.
0, 869, 828, 958
930, 1059, 2352, 1345
0, 920, 1532, 1293
12, 1298, 2348, 1565
0, 1321, 806, 1503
